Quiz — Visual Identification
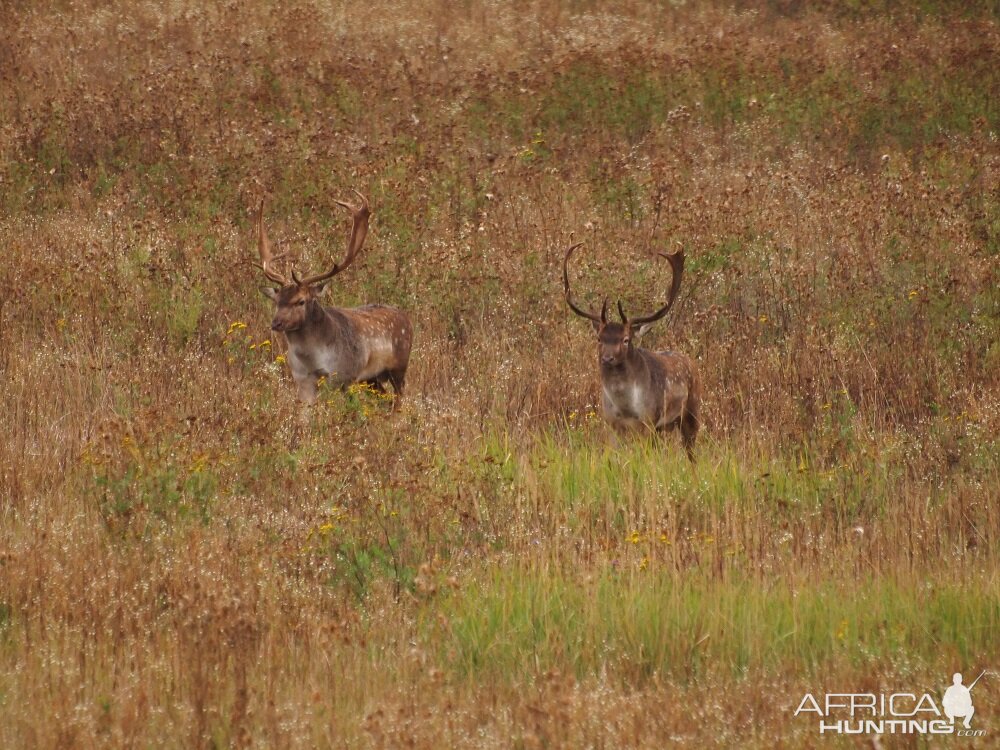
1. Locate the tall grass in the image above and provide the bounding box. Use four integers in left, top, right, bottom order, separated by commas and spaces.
1, 1, 998, 747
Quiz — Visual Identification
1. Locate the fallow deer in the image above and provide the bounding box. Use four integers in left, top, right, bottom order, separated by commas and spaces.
563, 242, 699, 459
254, 191, 412, 409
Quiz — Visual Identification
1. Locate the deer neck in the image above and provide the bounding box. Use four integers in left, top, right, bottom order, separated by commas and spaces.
282, 303, 365, 384
600, 347, 648, 386
599, 347, 657, 424
284, 303, 350, 347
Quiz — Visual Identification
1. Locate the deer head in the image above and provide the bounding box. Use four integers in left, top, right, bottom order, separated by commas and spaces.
255, 191, 371, 333
563, 242, 684, 368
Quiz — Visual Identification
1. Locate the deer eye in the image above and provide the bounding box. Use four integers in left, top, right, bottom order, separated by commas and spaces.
623, 338, 630, 345
297, 300, 306, 306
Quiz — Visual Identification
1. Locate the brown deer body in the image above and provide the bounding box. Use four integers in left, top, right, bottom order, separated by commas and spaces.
255, 192, 412, 408
564, 243, 700, 459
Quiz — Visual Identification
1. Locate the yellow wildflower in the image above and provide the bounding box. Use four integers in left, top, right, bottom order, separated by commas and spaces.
836, 619, 849, 641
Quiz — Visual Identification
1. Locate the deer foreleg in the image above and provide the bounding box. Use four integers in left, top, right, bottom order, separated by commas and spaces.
294, 376, 319, 404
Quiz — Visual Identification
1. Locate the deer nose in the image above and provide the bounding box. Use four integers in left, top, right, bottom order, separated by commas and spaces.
601, 354, 615, 364
271, 320, 284, 332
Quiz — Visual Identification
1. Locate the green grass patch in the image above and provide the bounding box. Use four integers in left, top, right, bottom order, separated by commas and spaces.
428, 565, 1000, 682
522, 429, 908, 533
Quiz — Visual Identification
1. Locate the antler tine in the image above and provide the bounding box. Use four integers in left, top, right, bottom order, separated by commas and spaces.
300, 190, 371, 286
629, 250, 685, 327
617, 300, 628, 324
563, 242, 605, 324
254, 199, 289, 286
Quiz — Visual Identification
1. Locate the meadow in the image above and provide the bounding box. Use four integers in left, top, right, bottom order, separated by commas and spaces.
1, 1, 998, 747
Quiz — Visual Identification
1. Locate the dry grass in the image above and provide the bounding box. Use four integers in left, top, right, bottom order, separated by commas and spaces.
1, 1, 999, 747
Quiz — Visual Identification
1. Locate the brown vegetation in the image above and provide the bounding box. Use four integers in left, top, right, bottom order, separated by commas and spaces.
1, 1, 998, 747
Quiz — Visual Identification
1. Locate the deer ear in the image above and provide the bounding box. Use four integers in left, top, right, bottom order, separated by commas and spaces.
261, 287, 279, 301
634, 321, 657, 339
311, 282, 330, 297
590, 319, 603, 333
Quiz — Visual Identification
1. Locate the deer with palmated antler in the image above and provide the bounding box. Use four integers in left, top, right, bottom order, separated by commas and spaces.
254, 191, 412, 409
563, 242, 700, 459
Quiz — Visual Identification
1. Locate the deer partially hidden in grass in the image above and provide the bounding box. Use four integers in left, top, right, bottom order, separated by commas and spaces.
563, 242, 700, 460
254, 191, 412, 410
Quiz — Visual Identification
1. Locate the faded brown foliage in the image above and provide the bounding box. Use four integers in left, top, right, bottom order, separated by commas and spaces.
1, 1, 998, 748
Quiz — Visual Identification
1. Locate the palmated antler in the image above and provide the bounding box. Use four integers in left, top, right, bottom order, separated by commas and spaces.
255, 199, 289, 285
298, 190, 371, 286
563, 242, 608, 325
617, 250, 684, 327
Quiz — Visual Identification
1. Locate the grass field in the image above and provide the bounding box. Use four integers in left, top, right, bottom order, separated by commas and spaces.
1, 1, 998, 747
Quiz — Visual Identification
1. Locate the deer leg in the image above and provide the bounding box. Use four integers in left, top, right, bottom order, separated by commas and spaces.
386, 367, 407, 412
680, 401, 699, 463
607, 422, 629, 449
656, 398, 697, 460
362, 378, 386, 394
658, 418, 680, 433
295, 375, 319, 404
607, 418, 645, 448
288, 376, 317, 451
